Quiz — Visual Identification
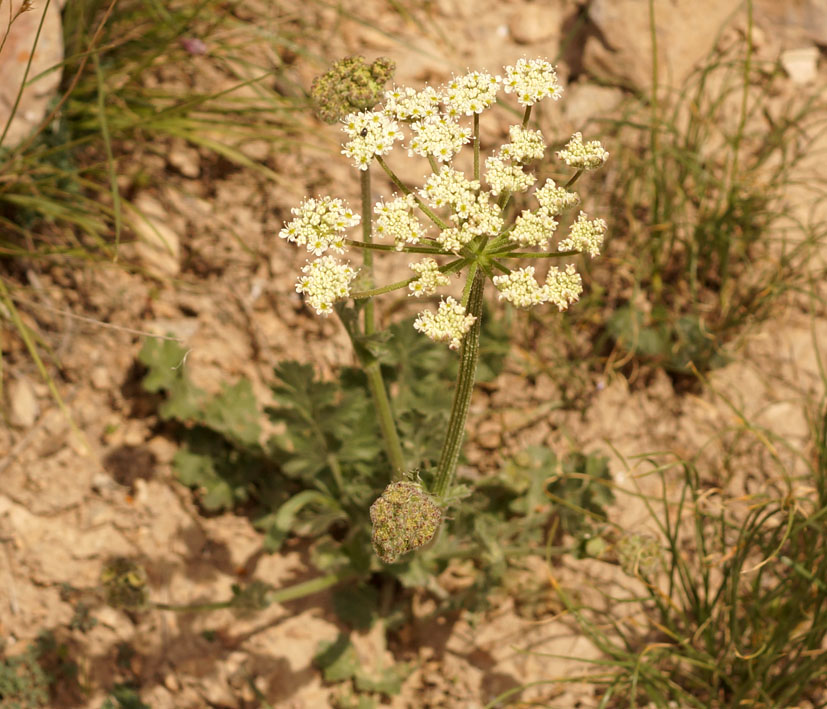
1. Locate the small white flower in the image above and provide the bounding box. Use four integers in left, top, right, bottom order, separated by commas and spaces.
503, 58, 562, 106
499, 125, 545, 163
534, 178, 580, 216
542, 264, 583, 310
421, 166, 479, 209
485, 156, 535, 196
493, 264, 582, 310
295, 256, 358, 316
279, 196, 360, 255
557, 211, 607, 257
492, 266, 547, 308
443, 70, 501, 116
341, 110, 404, 170
413, 296, 476, 349
557, 132, 609, 170
409, 115, 472, 163
408, 257, 450, 296
508, 209, 558, 249
451, 191, 504, 238
436, 225, 476, 252
374, 194, 428, 250
383, 85, 441, 121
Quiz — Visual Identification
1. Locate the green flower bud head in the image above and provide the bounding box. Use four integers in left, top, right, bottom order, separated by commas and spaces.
100, 557, 149, 610
311, 55, 396, 124
370, 481, 442, 563
617, 532, 662, 578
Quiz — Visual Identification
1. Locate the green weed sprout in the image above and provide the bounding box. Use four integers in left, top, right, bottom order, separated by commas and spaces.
280, 57, 609, 563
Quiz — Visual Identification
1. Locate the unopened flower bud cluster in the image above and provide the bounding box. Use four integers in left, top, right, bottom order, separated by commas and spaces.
279, 57, 609, 349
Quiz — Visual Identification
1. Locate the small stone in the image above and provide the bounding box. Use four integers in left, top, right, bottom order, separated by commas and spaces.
146, 435, 177, 464
239, 139, 270, 161
7, 376, 39, 428
167, 142, 201, 178
131, 194, 181, 278
90, 365, 110, 390
780, 46, 820, 85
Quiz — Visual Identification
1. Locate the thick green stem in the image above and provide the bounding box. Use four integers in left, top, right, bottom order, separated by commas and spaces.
433, 267, 485, 499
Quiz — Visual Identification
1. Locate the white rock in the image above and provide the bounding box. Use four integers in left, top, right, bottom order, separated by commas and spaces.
0, 0, 64, 148
584, 0, 742, 91
131, 193, 181, 277
780, 46, 820, 85
7, 375, 39, 428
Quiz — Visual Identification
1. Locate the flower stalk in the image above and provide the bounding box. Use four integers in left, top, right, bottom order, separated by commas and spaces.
433, 265, 485, 499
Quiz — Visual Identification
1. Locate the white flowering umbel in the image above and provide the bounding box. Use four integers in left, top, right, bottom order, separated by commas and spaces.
413, 297, 476, 350
295, 256, 358, 316
278, 58, 610, 558
558, 131, 609, 170
279, 196, 360, 255
557, 211, 608, 257
409, 258, 450, 296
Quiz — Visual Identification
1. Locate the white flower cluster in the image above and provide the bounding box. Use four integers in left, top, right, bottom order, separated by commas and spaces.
279, 196, 360, 255
295, 256, 358, 315
451, 191, 503, 238
408, 257, 450, 296
508, 209, 558, 249
557, 131, 609, 170
499, 125, 546, 163
342, 110, 403, 170
278, 58, 610, 347
413, 297, 476, 349
383, 85, 441, 121
544, 264, 583, 310
437, 226, 475, 252
421, 166, 479, 209
443, 71, 501, 116
374, 194, 427, 250
503, 58, 563, 106
492, 265, 582, 311
535, 178, 580, 216
485, 156, 535, 196
409, 116, 471, 163
557, 211, 607, 257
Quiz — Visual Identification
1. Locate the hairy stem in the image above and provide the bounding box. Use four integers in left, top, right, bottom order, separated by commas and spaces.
433, 266, 485, 499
